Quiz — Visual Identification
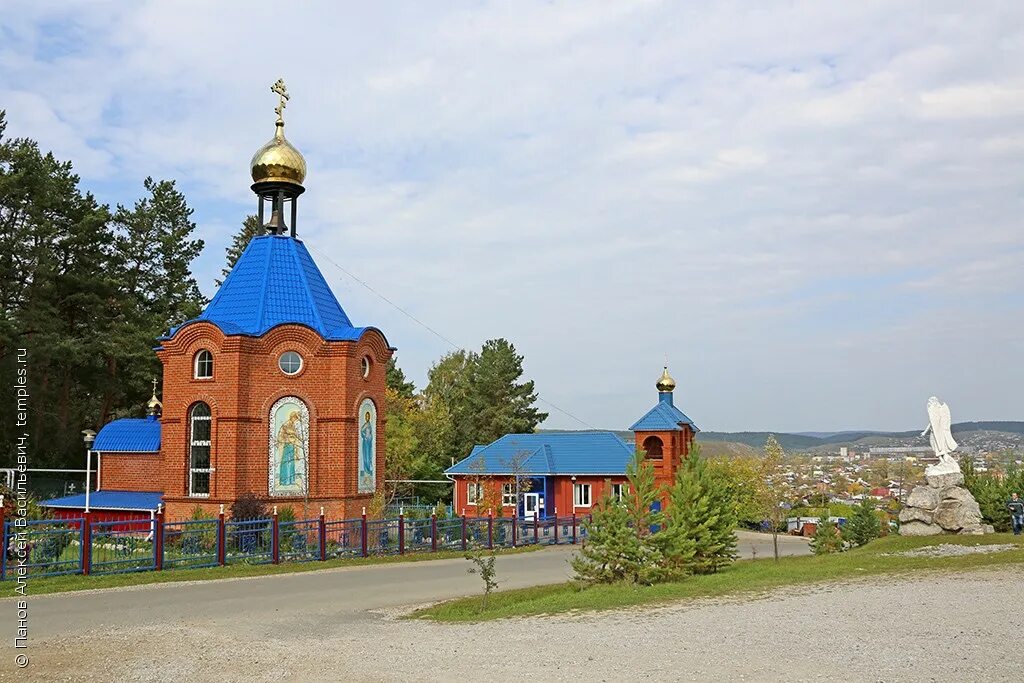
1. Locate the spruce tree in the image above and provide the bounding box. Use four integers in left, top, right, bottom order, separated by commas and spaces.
663, 446, 737, 575
216, 214, 263, 286
809, 508, 843, 555
843, 498, 881, 548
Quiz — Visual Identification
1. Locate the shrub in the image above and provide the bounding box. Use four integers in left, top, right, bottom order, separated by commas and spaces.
843, 499, 881, 548
230, 492, 268, 522
809, 512, 843, 555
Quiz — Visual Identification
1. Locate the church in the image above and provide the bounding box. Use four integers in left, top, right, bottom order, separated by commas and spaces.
42, 83, 393, 523
445, 367, 699, 519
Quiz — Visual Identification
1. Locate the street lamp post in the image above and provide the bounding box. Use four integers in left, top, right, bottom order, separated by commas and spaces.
82, 429, 96, 513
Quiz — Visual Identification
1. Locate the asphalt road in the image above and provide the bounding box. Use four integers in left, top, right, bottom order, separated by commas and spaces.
1, 531, 810, 681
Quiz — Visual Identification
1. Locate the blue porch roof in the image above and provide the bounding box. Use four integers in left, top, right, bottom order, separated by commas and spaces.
165, 234, 388, 344
94, 417, 161, 452
40, 490, 163, 511
446, 432, 634, 476
629, 394, 699, 432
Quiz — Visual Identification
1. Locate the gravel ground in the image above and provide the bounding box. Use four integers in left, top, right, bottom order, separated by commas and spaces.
891, 543, 1017, 558
7, 568, 1021, 683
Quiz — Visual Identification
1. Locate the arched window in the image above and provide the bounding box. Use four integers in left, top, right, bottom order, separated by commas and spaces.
642, 435, 664, 459
194, 350, 213, 379
189, 402, 212, 496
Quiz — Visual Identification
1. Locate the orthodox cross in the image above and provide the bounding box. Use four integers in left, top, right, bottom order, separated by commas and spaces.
272, 78, 290, 123
151, 377, 159, 395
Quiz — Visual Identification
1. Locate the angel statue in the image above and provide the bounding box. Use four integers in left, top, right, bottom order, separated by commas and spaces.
922, 396, 959, 474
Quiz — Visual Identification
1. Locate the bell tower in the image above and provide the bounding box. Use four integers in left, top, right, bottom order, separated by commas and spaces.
250, 78, 307, 237
629, 366, 698, 489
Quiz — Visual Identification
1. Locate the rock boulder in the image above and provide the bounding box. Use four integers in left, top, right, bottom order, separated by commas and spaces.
899, 521, 942, 536
926, 470, 965, 489
900, 479, 989, 536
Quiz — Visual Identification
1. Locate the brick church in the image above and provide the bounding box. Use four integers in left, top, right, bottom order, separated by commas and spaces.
43, 84, 393, 522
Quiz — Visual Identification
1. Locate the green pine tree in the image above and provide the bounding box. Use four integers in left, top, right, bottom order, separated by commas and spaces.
386, 357, 415, 397
216, 214, 263, 286
573, 451, 668, 585
809, 508, 843, 555
843, 498, 881, 548
663, 446, 738, 575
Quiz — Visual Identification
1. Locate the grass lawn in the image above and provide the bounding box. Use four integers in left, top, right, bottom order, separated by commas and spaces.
412, 533, 1024, 623
0, 544, 543, 598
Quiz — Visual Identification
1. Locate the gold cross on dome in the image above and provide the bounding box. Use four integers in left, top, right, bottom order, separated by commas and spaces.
272, 78, 290, 123
151, 378, 158, 394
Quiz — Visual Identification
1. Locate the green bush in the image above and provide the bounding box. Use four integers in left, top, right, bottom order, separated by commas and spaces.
843, 499, 881, 548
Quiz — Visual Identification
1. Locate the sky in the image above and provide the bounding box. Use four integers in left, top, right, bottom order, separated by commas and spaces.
2, 1, 1022, 433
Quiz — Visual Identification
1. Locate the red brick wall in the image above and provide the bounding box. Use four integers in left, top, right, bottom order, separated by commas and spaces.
634, 426, 695, 497
99, 452, 163, 491
155, 322, 392, 522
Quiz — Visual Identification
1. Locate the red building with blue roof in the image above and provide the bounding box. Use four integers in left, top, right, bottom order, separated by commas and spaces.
445, 367, 698, 519
42, 90, 392, 523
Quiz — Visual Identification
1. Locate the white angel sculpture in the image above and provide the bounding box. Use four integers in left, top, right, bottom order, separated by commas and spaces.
922, 396, 958, 473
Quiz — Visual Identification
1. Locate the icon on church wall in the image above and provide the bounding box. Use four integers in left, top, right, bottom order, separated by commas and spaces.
269, 396, 309, 496
357, 398, 376, 493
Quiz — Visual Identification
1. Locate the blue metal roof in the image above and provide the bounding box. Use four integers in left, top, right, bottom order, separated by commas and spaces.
446, 432, 635, 476
94, 417, 161, 452
629, 393, 699, 432
165, 235, 387, 343
40, 490, 163, 511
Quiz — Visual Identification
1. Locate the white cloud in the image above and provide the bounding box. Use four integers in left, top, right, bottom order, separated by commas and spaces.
1, 1, 1022, 431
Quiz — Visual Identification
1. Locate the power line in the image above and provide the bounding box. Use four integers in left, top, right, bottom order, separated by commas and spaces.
308, 244, 597, 430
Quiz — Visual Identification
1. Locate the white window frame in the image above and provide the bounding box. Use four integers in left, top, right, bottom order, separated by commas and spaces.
611, 483, 627, 502
278, 351, 303, 375
501, 483, 515, 507
194, 349, 213, 379
573, 483, 592, 508
189, 403, 212, 497
467, 482, 482, 505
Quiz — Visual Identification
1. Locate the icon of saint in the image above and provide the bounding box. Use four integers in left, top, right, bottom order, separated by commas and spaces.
278, 410, 303, 487
360, 410, 374, 477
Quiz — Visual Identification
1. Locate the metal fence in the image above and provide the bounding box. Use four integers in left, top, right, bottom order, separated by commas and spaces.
1, 518, 84, 580
162, 519, 219, 570
0, 511, 592, 581
89, 519, 157, 575
224, 518, 274, 565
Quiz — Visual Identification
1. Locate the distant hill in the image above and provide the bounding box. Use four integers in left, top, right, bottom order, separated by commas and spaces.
700, 421, 1024, 453
539, 422, 1024, 455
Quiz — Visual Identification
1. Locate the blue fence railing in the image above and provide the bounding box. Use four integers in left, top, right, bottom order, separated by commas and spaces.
1, 518, 84, 580
224, 518, 273, 565
162, 519, 220, 570
0, 512, 592, 581
89, 519, 157, 576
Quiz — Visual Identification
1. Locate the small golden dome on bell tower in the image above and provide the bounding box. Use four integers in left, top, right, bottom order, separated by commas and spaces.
656, 366, 676, 393
250, 78, 307, 186
147, 378, 163, 417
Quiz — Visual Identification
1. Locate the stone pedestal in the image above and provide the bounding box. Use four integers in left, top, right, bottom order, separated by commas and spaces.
899, 470, 993, 536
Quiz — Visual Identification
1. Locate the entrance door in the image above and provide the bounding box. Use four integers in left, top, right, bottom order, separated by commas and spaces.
523, 493, 540, 521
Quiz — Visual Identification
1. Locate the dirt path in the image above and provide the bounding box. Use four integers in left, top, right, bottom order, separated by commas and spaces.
5, 566, 1018, 682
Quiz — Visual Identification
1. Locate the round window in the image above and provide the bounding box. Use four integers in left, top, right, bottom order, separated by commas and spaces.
361, 356, 371, 378
279, 351, 303, 375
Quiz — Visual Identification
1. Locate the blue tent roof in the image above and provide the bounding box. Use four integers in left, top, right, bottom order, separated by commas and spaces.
629, 394, 699, 432
165, 234, 387, 343
94, 417, 161, 452
40, 490, 163, 511
446, 432, 635, 476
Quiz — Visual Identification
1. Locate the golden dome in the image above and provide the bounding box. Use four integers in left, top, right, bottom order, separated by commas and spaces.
250, 121, 307, 186
147, 379, 163, 416
656, 366, 676, 393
